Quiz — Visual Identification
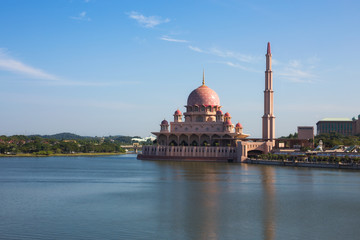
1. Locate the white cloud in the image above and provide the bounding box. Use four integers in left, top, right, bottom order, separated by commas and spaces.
160, 36, 188, 43
187, 45, 260, 72
288, 60, 301, 68
128, 11, 170, 28
271, 58, 280, 66
0, 92, 141, 111
209, 47, 259, 63
0, 49, 142, 87
276, 58, 319, 83
0, 49, 59, 80
70, 11, 91, 21
222, 61, 257, 72
278, 69, 316, 83
43, 80, 142, 87
188, 45, 204, 53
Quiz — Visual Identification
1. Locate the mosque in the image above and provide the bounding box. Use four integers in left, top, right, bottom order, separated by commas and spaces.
154, 71, 250, 148
138, 43, 275, 162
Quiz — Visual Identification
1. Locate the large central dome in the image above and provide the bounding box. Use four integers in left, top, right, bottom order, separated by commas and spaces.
187, 85, 220, 106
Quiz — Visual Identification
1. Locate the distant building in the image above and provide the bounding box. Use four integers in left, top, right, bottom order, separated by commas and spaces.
274, 126, 314, 149
316, 116, 360, 136
131, 136, 156, 143
298, 126, 314, 140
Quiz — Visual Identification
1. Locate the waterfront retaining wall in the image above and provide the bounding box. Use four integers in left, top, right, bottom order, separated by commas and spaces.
138, 145, 237, 162
245, 159, 360, 170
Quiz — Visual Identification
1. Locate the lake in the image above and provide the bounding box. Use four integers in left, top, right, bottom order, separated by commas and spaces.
1, 154, 360, 240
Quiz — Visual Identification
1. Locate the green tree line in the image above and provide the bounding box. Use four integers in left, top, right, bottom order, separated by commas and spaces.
0, 135, 126, 155
314, 133, 360, 149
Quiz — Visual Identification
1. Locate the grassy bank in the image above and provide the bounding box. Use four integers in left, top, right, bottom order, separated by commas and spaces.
0, 152, 128, 157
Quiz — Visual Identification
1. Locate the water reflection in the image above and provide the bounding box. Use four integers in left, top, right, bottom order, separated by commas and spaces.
261, 166, 276, 240
154, 161, 233, 240
2, 156, 360, 239
152, 161, 280, 240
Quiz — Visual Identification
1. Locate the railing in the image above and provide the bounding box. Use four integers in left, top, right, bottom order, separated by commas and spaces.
141, 145, 237, 158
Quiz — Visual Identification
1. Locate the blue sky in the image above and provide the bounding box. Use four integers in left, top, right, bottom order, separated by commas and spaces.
0, 0, 359, 137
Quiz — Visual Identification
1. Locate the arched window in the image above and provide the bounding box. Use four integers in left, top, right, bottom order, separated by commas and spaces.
169, 140, 178, 146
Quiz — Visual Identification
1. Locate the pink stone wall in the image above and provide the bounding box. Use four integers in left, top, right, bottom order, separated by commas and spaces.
170, 121, 227, 133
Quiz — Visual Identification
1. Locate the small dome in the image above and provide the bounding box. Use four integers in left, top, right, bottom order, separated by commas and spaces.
216, 110, 223, 115
161, 120, 169, 125
236, 122, 243, 128
225, 120, 232, 125
224, 112, 231, 117
187, 85, 220, 106
174, 109, 182, 115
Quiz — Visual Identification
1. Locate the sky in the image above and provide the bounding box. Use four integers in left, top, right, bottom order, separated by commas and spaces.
0, 0, 359, 138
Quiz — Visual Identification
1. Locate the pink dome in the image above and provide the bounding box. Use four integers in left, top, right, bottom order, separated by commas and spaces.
174, 109, 182, 115
216, 110, 223, 115
225, 120, 232, 125
224, 112, 231, 117
161, 120, 169, 125
187, 85, 220, 106
236, 122, 243, 128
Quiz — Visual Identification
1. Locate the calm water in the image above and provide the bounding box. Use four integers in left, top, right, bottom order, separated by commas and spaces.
1, 154, 360, 240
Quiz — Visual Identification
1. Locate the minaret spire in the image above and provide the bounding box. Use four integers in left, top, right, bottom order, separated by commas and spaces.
262, 42, 275, 144
202, 69, 205, 85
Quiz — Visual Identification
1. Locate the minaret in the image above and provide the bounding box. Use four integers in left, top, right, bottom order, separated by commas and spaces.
262, 42, 275, 144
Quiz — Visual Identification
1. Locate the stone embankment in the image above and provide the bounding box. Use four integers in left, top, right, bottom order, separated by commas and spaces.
244, 159, 360, 170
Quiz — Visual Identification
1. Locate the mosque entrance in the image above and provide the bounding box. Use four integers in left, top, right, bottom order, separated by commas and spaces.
247, 150, 264, 158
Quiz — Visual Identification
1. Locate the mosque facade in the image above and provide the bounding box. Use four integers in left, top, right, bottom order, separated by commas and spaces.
154, 71, 250, 148
138, 43, 275, 162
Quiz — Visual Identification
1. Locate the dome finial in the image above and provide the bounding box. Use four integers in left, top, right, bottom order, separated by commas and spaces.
202, 69, 205, 85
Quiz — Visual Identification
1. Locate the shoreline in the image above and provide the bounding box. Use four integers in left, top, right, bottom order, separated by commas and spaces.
244, 159, 360, 170
138, 154, 360, 170
0, 152, 128, 158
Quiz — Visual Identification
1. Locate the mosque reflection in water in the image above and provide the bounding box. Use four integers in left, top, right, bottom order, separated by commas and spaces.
153, 161, 276, 240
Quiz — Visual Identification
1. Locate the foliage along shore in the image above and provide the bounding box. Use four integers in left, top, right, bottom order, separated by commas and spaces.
0, 133, 139, 156
0, 152, 127, 157
281, 132, 360, 149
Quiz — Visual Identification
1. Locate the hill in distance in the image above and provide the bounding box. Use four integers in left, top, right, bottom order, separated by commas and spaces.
29, 132, 135, 142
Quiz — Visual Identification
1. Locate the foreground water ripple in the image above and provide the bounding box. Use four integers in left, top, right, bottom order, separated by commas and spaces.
1, 154, 360, 240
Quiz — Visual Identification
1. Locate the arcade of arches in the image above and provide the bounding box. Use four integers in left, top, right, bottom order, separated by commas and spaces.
157, 133, 234, 147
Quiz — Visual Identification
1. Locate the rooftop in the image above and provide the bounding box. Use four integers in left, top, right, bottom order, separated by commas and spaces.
318, 118, 353, 122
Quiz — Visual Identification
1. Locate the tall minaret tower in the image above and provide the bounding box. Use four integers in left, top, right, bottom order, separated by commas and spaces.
262, 42, 275, 144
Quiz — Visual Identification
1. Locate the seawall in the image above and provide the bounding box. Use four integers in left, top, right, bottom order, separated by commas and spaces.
137, 154, 233, 162
244, 159, 360, 170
